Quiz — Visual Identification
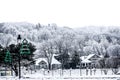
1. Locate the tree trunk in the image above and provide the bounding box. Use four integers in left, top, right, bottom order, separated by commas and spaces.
48, 63, 51, 70
12, 65, 18, 76
14, 69, 18, 76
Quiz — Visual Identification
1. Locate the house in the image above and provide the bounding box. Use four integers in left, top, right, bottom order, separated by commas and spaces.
51, 54, 61, 69
0, 67, 14, 76
35, 58, 48, 69
35, 54, 61, 69
80, 54, 102, 68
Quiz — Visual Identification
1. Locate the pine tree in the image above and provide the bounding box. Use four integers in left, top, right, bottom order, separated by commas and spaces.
4, 50, 12, 63
20, 39, 30, 54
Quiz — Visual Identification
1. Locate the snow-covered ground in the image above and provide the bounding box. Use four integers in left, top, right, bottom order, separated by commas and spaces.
1, 69, 120, 80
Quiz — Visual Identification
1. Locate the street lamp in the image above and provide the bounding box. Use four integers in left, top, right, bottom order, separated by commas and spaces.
17, 34, 21, 79
17, 34, 21, 43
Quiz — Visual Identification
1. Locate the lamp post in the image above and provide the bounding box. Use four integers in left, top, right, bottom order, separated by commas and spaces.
17, 34, 21, 79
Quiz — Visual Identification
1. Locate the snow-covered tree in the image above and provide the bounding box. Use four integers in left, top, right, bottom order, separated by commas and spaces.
107, 44, 120, 57
40, 40, 56, 70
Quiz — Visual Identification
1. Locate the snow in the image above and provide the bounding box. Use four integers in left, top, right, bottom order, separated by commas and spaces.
86, 54, 95, 60
35, 54, 61, 66
1, 22, 120, 80
35, 58, 48, 65
51, 54, 61, 65
81, 59, 91, 63
0, 69, 120, 80
80, 54, 95, 63
80, 56, 87, 60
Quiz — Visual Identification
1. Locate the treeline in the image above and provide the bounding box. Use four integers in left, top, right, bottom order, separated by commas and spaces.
0, 23, 120, 74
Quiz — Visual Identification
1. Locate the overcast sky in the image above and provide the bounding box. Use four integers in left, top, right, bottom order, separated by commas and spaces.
0, 0, 120, 28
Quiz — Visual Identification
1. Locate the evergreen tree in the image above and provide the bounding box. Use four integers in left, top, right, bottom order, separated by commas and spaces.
57, 53, 70, 69
4, 50, 12, 63
0, 45, 4, 65
0, 41, 36, 76
70, 51, 80, 69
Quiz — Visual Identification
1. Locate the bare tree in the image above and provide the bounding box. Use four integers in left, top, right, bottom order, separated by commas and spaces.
40, 40, 56, 70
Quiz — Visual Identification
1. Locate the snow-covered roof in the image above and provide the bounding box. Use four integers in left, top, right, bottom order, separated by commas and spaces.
80, 54, 102, 63
35, 58, 48, 65
81, 59, 91, 63
51, 54, 61, 65
87, 54, 101, 60
35, 54, 61, 65
80, 56, 87, 60
86, 54, 95, 60
80, 56, 92, 63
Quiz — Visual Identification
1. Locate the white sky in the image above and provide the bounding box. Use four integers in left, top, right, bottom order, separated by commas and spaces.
0, 0, 120, 28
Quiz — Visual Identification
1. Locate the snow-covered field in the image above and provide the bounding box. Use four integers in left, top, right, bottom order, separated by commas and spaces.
1, 69, 120, 80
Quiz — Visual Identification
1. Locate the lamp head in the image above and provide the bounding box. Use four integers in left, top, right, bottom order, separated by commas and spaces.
17, 34, 22, 43
17, 34, 21, 40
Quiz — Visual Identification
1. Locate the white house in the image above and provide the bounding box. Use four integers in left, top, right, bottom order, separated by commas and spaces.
35, 54, 61, 69
35, 58, 48, 69
51, 54, 61, 69
80, 54, 102, 68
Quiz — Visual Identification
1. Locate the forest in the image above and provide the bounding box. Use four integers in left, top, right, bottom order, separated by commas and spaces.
0, 22, 120, 74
